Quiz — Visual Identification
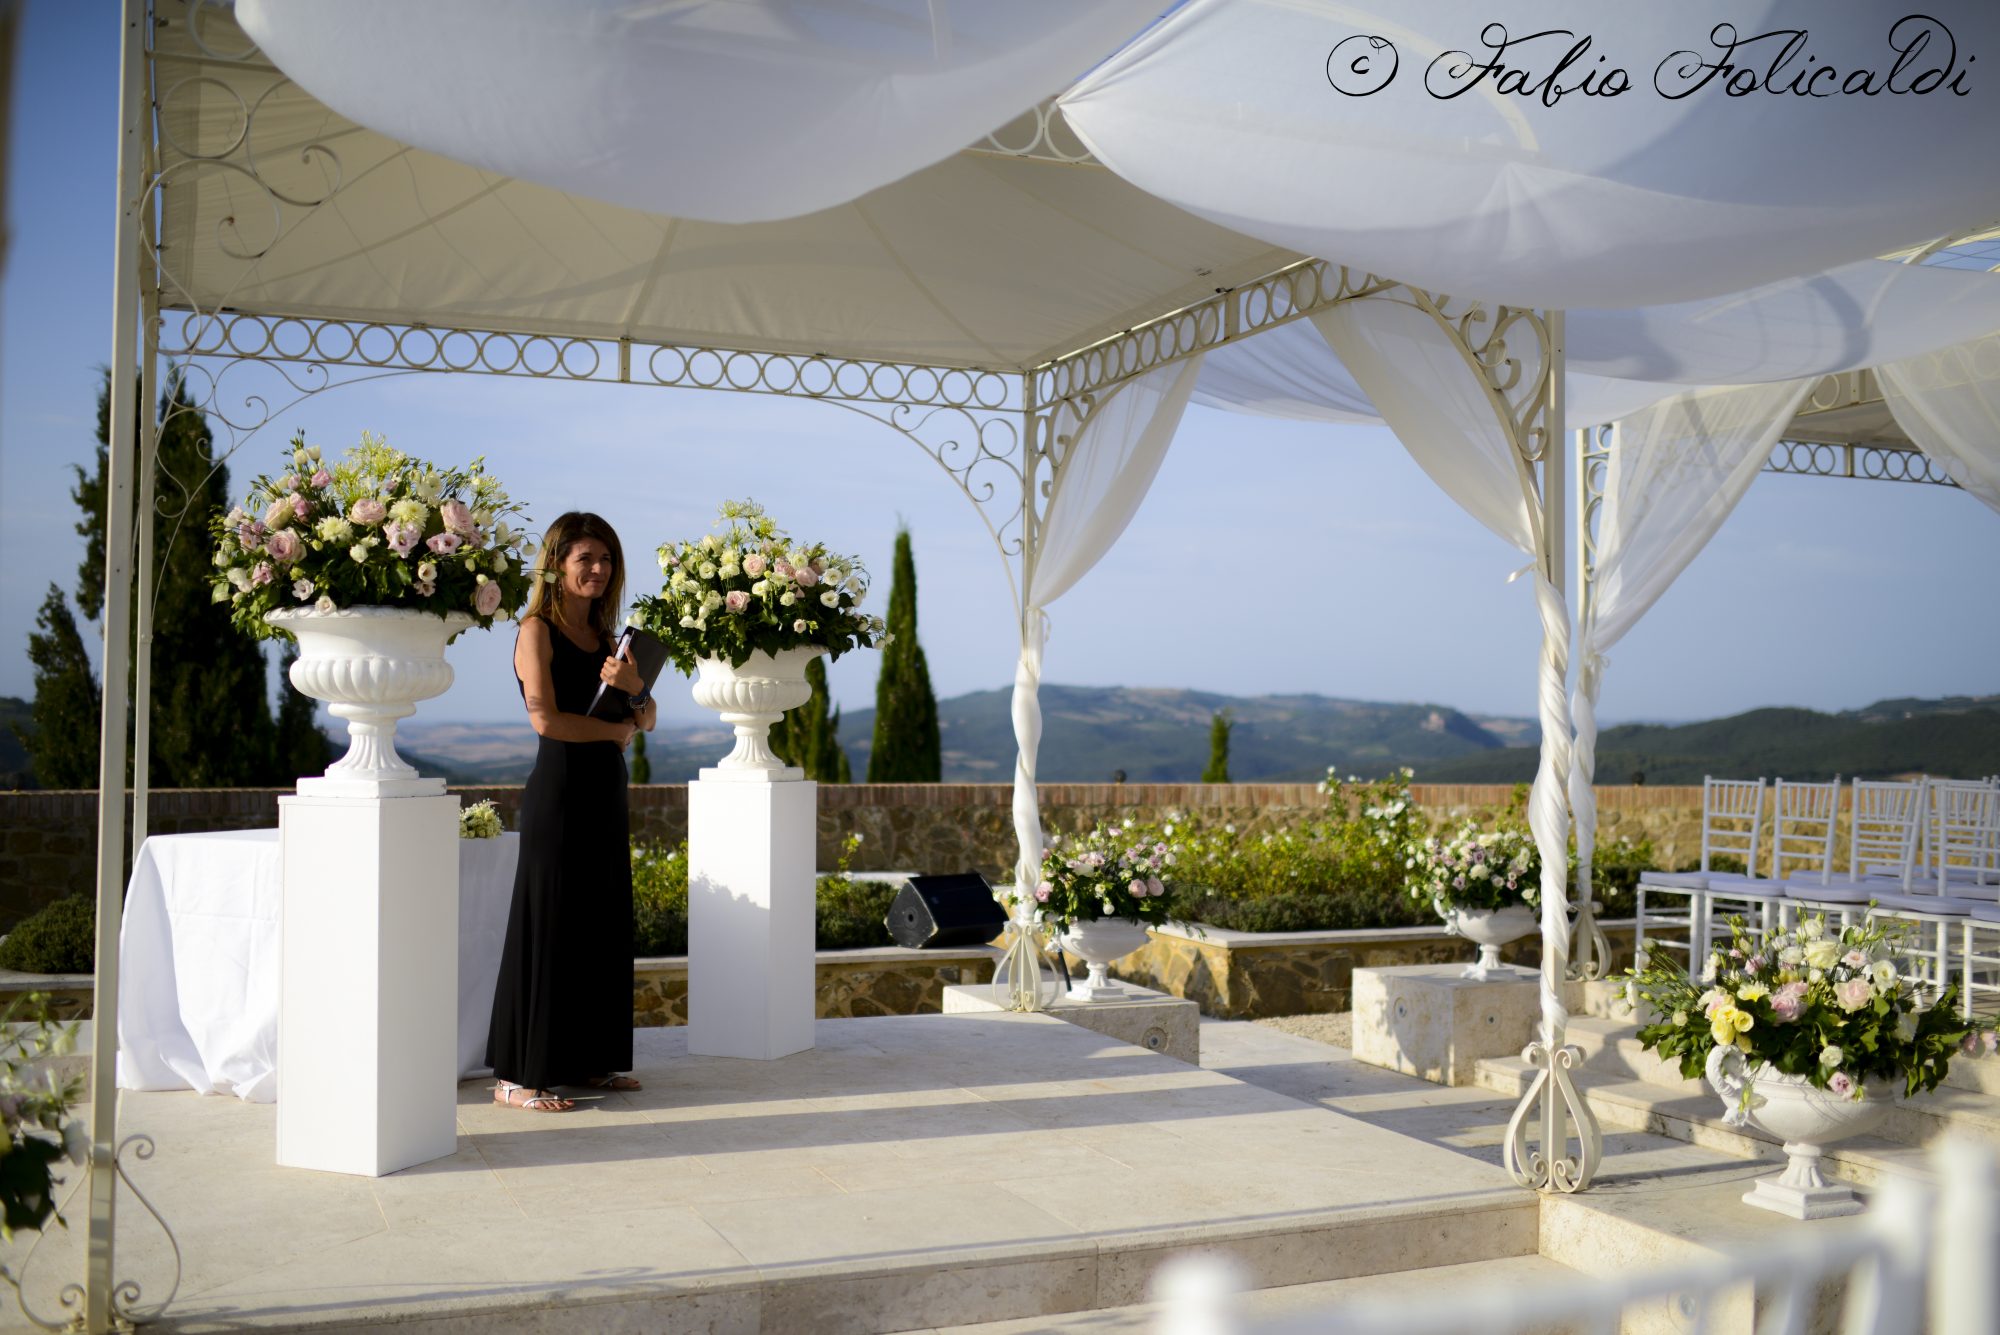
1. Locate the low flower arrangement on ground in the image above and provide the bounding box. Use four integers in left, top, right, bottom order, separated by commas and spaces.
628, 500, 889, 673
1030, 821, 1180, 934
0, 996, 87, 1240
209, 432, 534, 638
458, 800, 504, 839
1627, 914, 1985, 1109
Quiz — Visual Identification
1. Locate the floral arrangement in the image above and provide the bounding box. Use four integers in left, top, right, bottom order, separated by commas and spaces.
0, 996, 87, 1240
1627, 914, 1985, 1106
1404, 822, 1550, 918
458, 800, 504, 839
1030, 821, 1179, 933
209, 432, 535, 640
628, 500, 889, 674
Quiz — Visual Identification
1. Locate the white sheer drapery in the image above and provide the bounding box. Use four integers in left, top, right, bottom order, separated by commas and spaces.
1062, 0, 2000, 309
999, 355, 1203, 1003
236, 0, 1163, 224
1569, 380, 1814, 912
1311, 301, 1575, 1046
1880, 331, 2000, 516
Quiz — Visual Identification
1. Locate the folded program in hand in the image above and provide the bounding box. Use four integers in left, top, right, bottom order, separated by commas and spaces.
587, 626, 671, 721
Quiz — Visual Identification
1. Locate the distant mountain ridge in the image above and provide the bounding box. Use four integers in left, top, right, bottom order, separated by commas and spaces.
1420, 696, 2000, 786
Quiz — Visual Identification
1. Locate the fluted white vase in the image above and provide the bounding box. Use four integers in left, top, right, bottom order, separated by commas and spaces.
1705, 1047, 1900, 1218
266, 606, 474, 797
690, 646, 828, 779
1444, 905, 1538, 981
1056, 917, 1153, 1002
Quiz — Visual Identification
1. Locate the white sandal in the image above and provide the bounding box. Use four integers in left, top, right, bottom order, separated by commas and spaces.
493, 1081, 572, 1112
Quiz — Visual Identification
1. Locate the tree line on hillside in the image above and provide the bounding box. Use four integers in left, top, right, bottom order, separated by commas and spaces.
16, 375, 947, 790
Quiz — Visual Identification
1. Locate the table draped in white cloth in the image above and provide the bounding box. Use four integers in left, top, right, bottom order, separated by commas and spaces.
117, 828, 518, 1102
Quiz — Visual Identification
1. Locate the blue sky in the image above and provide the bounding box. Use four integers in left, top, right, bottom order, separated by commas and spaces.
3, 4, 1996, 733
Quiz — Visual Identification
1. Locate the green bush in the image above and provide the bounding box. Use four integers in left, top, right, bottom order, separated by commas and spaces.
630, 837, 901, 953
1188, 889, 1430, 934
0, 897, 97, 974
1589, 836, 1655, 918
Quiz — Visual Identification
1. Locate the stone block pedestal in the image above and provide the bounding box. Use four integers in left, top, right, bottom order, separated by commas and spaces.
1352, 964, 1561, 1087
277, 793, 459, 1176
688, 776, 816, 1060
943, 978, 1200, 1064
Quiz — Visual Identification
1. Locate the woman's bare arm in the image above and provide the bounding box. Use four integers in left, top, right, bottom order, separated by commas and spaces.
516, 620, 634, 745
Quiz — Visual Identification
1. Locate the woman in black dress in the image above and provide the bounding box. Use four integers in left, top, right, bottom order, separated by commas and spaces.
488, 511, 656, 1112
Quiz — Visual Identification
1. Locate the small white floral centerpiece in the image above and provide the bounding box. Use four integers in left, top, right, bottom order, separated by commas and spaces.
628, 499, 889, 673
1629, 914, 1980, 1107
458, 800, 504, 840
208, 431, 535, 638
1404, 823, 1546, 919
1031, 822, 1179, 934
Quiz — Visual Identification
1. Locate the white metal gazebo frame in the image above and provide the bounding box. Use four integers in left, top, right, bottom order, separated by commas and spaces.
50, 2, 1978, 1329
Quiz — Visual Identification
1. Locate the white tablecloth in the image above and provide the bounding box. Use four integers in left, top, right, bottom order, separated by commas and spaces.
117, 828, 518, 1102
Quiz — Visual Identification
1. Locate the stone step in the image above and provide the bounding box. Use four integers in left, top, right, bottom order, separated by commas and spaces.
927, 1256, 1581, 1335
1473, 1055, 1936, 1188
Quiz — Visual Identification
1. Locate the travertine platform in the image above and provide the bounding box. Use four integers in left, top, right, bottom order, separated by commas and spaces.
3, 1013, 1534, 1333
1352, 964, 1554, 1086
942, 979, 1201, 1064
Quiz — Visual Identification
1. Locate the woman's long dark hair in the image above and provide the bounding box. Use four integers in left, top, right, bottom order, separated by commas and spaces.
523, 511, 625, 643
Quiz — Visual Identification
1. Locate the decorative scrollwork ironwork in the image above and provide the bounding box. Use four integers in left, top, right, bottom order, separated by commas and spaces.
1504, 1041, 1603, 1194
1765, 439, 1956, 488
5, 1135, 180, 1331
975, 99, 1097, 165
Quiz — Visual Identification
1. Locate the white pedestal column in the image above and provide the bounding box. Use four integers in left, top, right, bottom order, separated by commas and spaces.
687, 773, 817, 1060
277, 793, 459, 1176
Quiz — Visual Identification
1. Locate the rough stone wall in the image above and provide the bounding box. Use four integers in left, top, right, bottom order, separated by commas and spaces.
0, 783, 1725, 931
628, 952, 998, 1028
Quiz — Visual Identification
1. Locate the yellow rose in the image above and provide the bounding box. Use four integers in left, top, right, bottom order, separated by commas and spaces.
1736, 982, 1769, 1002
1804, 940, 1841, 971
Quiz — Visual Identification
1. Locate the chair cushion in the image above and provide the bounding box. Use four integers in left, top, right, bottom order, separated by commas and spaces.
1703, 872, 1767, 888
1970, 901, 2000, 924
1869, 891, 1979, 916
1783, 878, 1876, 903
1706, 882, 1785, 904
1639, 871, 1708, 891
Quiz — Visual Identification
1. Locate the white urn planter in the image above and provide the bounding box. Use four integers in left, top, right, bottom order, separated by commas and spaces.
1444, 904, 1538, 981
1056, 917, 1152, 1002
690, 645, 828, 779
266, 607, 474, 797
1705, 1047, 1899, 1218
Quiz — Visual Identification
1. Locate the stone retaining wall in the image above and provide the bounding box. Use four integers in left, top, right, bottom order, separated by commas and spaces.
0, 783, 1712, 930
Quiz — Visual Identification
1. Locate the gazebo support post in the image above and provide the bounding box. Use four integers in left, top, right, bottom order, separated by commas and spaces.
83, 0, 150, 1328
1568, 424, 1615, 983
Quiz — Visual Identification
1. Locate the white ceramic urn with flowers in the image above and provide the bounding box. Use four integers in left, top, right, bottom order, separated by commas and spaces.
213, 431, 537, 795
1037, 823, 1177, 1002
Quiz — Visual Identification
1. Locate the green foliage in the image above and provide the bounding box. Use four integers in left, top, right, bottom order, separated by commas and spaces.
20, 587, 100, 789
1587, 837, 1653, 917
630, 835, 898, 953
630, 500, 886, 674
629, 731, 651, 784
771, 656, 851, 782
1628, 915, 1981, 1102
1201, 710, 1231, 784
0, 995, 86, 1240
867, 527, 940, 782
0, 897, 97, 974
1189, 890, 1429, 934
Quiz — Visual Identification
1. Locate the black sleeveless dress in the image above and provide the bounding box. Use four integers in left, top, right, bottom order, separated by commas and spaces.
485, 628, 634, 1088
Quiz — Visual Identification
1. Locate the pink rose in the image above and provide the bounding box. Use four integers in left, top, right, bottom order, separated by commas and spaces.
427, 531, 463, 556
310, 469, 332, 489
440, 499, 475, 535
1770, 981, 1808, 1023
1034, 881, 1052, 903
724, 590, 750, 614
290, 493, 310, 521
236, 523, 264, 552
265, 529, 302, 563
793, 618, 809, 633
1128, 878, 1146, 898
1835, 978, 1874, 1012
350, 498, 387, 526
794, 566, 819, 588
1146, 876, 1165, 897
292, 578, 313, 601
251, 561, 273, 586
774, 561, 794, 579
473, 580, 503, 617
1827, 1071, 1856, 1099
742, 553, 768, 577
385, 522, 420, 557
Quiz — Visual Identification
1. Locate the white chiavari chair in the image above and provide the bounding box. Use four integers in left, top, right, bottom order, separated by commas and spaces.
1635, 777, 1764, 963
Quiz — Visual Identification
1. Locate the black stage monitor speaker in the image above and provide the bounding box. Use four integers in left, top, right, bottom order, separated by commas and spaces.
887, 872, 1008, 949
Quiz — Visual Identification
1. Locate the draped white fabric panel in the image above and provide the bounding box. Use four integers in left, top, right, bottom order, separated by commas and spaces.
1313, 302, 1575, 1044
235, 0, 1164, 224
1880, 331, 2000, 516
1062, 0, 2000, 309
1010, 355, 1205, 893
1568, 379, 1815, 907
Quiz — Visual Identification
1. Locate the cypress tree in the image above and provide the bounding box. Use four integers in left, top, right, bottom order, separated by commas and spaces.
20, 585, 102, 789
1202, 710, 1232, 784
629, 730, 652, 784
272, 646, 334, 782
772, 656, 851, 783
73, 371, 278, 785
866, 527, 940, 782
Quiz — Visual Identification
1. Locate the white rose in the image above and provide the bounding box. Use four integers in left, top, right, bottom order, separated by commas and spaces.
793, 619, 808, 633
751, 580, 769, 596
699, 562, 717, 579
1819, 1044, 1843, 1067
1871, 960, 1897, 990
315, 594, 336, 613
349, 543, 371, 563
819, 590, 839, 607
779, 592, 796, 607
